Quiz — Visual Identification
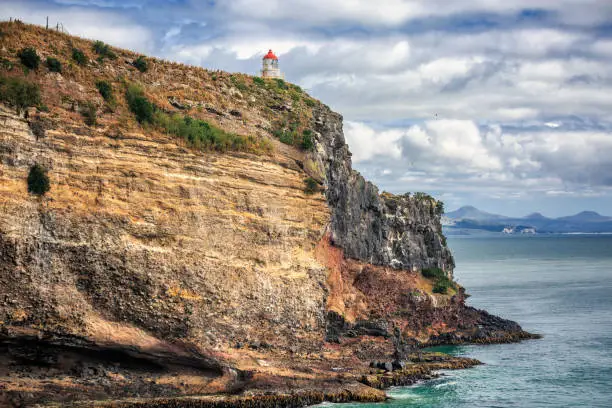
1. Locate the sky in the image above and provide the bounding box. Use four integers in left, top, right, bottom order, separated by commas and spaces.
3, 1, 612, 217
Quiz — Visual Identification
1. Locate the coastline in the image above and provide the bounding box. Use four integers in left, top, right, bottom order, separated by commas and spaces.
63, 353, 481, 408
29, 334, 541, 408
0, 303, 541, 407
0, 22, 541, 408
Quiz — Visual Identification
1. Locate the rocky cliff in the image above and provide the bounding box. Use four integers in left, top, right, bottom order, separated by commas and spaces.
0, 21, 537, 407
310, 105, 454, 273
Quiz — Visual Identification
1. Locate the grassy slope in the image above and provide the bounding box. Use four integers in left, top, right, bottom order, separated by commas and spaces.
0, 20, 319, 158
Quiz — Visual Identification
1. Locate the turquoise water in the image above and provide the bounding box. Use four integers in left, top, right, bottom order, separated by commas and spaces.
332, 235, 612, 408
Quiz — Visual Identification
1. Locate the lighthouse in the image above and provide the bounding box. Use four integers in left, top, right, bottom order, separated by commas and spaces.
261, 49, 283, 79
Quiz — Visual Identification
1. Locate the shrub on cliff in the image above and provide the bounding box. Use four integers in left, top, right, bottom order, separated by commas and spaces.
432, 279, 452, 294
28, 117, 46, 140
304, 98, 316, 107
230, 75, 248, 92
0, 57, 13, 70
81, 101, 97, 126
96, 80, 114, 103
422, 267, 454, 294
126, 84, 154, 123
414, 192, 434, 201
72, 48, 88, 66
422, 267, 446, 280
275, 78, 288, 90
27, 163, 50, 196
18, 47, 40, 69
301, 129, 314, 150
132, 56, 148, 73
46, 57, 62, 73
304, 177, 319, 195
278, 130, 295, 145
253, 77, 265, 87
92, 41, 116, 60
0, 76, 41, 114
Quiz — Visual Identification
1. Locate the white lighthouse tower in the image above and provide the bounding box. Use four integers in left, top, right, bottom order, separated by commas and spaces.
261, 49, 283, 79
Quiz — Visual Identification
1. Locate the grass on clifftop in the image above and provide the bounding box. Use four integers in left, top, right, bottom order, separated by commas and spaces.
422, 267, 455, 294
126, 84, 271, 153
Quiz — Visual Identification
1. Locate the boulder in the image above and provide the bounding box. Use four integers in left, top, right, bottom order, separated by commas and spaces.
392, 360, 406, 370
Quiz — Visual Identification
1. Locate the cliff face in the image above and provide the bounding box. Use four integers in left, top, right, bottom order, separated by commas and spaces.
0, 97, 333, 403
310, 105, 454, 273
0, 21, 535, 407
0, 102, 329, 352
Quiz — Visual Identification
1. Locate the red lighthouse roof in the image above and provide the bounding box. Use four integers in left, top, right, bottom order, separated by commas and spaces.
263, 49, 278, 60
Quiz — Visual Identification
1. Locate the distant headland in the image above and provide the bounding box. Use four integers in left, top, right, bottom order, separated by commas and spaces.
444, 206, 612, 234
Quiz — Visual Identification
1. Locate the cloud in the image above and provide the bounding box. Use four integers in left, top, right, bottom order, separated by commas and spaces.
344, 122, 403, 162
221, 0, 424, 27
345, 120, 612, 197
282, 26, 612, 123
221, 0, 612, 28
401, 120, 503, 171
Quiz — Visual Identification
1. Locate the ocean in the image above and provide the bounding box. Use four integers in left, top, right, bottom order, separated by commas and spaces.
331, 235, 612, 408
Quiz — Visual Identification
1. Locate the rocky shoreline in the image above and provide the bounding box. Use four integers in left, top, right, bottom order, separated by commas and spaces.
70, 386, 386, 408
1, 326, 541, 407
3, 333, 541, 407
41, 352, 482, 408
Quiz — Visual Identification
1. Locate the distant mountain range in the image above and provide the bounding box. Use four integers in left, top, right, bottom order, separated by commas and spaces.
443, 206, 612, 234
